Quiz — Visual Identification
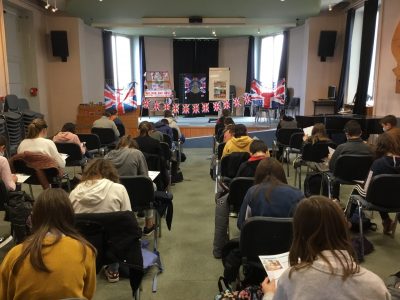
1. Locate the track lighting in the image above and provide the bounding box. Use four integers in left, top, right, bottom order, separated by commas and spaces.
45, 0, 50, 9
328, 4, 332, 11
52, 0, 58, 12
257, 28, 260, 34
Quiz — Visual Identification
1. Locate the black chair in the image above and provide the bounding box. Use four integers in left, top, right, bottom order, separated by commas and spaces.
143, 152, 168, 191
162, 134, 172, 149
0, 179, 8, 211
347, 174, 400, 259
220, 152, 250, 181
0, 118, 11, 157
283, 131, 304, 177
77, 133, 101, 156
294, 141, 336, 189
160, 142, 172, 188
171, 128, 181, 163
325, 154, 373, 198
227, 177, 254, 214
91, 127, 117, 150
55, 142, 87, 171
75, 211, 144, 298
120, 176, 161, 249
2, 111, 25, 150
240, 217, 293, 284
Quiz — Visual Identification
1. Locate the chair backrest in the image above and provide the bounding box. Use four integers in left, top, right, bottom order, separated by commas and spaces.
160, 142, 171, 161
366, 174, 400, 210
91, 127, 116, 146
17, 98, 30, 111
333, 154, 373, 182
5, 94, 19, 111
55, 142, 83, 165
0, 179, 8, 210
171, 128, 179, 142
11, 158, 59, 188
288, 132, 304, 150
221, 152, 250, 178
240, 216, 293, 260
276, 128, 303, 146
301, 141, 335, 163
162, 134, 172, 148
227, 177, 254, 213
217, 142, 226, 160
120, 176, 154, 211
77, 133, 101, 151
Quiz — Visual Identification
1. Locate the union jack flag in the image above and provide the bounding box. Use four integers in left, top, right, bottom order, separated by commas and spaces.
213, 101, 221, 112
104, 82, 137, 114
153, 101, 160, 111
142, 98, 150, 109
201, 102, 209, 113
192, 104, 200, 114
223, 100, 230, 110
164, 102, 171, 111
233, 97, 241, 108
243, 93, 252, 105
182, 104, 190, 114
172, 103, 180, 115
273, 78, 286, 105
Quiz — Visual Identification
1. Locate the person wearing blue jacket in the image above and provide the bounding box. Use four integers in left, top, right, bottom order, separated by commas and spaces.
237, 158, 304, 229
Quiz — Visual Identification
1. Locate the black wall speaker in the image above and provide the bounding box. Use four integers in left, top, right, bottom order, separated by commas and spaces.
189, 16, 203, 23
318, 30, 337, 62
328, 85, 336, 99
50, 31, 69, 62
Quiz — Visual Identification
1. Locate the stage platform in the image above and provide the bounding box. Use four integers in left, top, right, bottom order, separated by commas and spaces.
139, 116, 278, 138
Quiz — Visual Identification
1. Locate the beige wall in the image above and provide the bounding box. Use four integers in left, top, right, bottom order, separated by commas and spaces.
374, 0, 400, 116
0, 0, 9, 97
304, 14, 346, 115
219, 37, 248, 96
144, 37, 174, 89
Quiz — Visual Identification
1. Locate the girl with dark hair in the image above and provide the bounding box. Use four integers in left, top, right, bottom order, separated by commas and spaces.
351, 128, 400, 235
303, 123, 330, 144
261, 196, 390, 300
237, 158, 304, 229
69, 158, 130, 283
53, 122, 86, 154
17, 119, 65, 168
0, 135, 17, 191
135, 121, 162, 156
0, 188, 96, 300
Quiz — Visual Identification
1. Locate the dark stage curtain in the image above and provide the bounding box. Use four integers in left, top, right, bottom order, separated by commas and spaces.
353, 0, 378, 115
278, 31, 289, 82
173, 39, 218, 101
245, 36, 255, 93
336, 9, 355, 113
102, 30, 114, 88
139, 36, 146, 100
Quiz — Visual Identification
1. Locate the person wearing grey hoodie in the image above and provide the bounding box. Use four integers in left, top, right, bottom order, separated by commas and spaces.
104, 135, 156, 236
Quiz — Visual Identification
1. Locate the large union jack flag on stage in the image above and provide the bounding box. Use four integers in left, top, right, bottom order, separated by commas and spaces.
273, 78, 286, 105
104, 82, 137, 114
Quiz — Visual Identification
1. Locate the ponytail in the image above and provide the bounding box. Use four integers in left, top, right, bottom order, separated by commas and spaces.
27, 119, 47, 139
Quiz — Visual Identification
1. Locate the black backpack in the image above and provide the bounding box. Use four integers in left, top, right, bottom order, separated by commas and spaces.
4, 191, 33, 244
303, 172, 329, 197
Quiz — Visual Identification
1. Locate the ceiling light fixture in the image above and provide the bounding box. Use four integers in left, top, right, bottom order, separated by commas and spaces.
52, 0, 58, 12
45, 0, 50, 9
328, 4, 332, 11
212, 29, 216, 36
257, 28, 260, 34
99, 0, 103, 2
280, 0, 285, 2
172, 31, 176, 36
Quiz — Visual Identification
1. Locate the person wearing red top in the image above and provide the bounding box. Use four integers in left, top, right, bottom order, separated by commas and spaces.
236, 140, 270, 177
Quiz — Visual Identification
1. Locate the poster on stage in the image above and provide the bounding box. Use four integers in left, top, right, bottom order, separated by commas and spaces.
144, 71, 172, 98
209, 67, 230, 101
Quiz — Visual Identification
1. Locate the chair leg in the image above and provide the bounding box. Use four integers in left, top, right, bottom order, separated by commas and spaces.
286, 150, 290, 177
357, 200, 364, 261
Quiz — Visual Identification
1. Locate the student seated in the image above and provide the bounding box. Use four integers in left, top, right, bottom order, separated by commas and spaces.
223, 124, 235, 143
237, 158, 304, 229
261, 196, 390, 300
164, 110, 184, 142
0, 188, 96, 300
108, 108, 125, 137
53, 122, 89, 157
148, 122, 164, 142
222, 124, 253, 158
92, 111, 120, 139
0, 135, 17, 191
69, 158, 130, 283
155, 118, 173, 140
351, 128, 400, 235
236, 140, 270, 177
380, 114, 397, 132
17, 119, 65, 169
135, 121, 162, 156
217, 117, 235, 143
105, 135, 156, 234
215, 108, 231, 136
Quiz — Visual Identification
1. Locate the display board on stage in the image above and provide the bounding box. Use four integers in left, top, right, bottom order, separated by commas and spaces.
144, 71, 173, 98
209, 67, 230, 101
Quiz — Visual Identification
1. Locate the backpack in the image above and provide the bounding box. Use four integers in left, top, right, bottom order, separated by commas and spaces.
4, 191, 34, 244
303, 172, 329, 197
222, 239, 242, 283
385, 271, 400, 300
349, 209, 377, 232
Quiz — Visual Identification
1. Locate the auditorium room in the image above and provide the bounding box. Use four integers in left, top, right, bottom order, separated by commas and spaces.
0, 0, 399, 299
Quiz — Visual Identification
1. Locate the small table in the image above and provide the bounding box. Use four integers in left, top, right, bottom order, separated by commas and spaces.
313, 99, 336, 115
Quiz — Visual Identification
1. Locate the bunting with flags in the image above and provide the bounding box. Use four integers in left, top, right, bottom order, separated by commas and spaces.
201, 102, 209, 113
172, 103, 180, 114
142, 98, 150, 109
223, 100, 230, 110
153, 101, 160, 111
192, 104, 200, 114
213, 101, 221, 112
164, 102, 171, 111
243, 93, 252, 105
182, 104, 190, 114
233, 97, 241, 108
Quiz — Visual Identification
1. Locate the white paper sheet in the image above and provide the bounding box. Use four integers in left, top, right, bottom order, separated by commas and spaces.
15, 174, 30, 183
259, 252, 289, 281
303, 126, 314, 137
148, 171, 160, 181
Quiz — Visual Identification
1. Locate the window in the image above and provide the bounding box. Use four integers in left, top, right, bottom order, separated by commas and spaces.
111, 35, 133, 90
345, 6, 380, 106
259, 34, 284, 90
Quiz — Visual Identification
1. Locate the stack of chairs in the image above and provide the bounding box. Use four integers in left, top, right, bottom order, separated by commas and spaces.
4, 95, 43, 134
1, 111, 24, 155
0, 118, 10, 157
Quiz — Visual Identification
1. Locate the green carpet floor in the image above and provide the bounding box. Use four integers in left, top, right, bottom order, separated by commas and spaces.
0, 148, 399, 299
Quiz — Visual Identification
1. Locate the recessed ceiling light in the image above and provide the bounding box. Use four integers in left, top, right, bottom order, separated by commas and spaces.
280, 0, 285, 2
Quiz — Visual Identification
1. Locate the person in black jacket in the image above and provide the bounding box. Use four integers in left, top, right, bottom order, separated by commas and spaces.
108, 109, 126, 137
135, 121, 162, 156
236, 140, 270, 177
